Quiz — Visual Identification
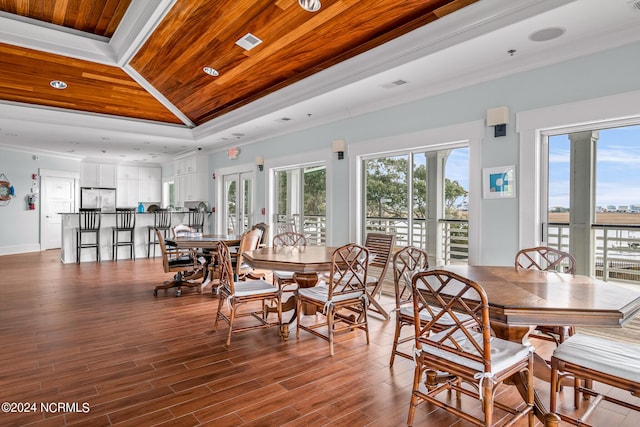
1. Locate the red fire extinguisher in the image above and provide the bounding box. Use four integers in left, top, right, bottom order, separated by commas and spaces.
27, 194, 36, 210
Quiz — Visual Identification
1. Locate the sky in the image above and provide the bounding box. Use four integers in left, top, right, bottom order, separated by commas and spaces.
549, 124, 640, 209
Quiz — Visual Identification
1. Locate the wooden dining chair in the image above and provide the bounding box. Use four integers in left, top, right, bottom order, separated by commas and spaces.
389, 246, 429, 366
548, 333, 640, 426
408, 269, 535, 427
295, 243, 370, 356
515, 246, 577, 345
363, 232, 395, 320
252, 222, 269, 248
213, 241, 282, 346
232, 228, 263, 281
153, 229, 200, 297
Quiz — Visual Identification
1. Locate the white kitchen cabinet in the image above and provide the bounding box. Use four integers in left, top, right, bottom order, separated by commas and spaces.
81, 163, 116, 188
174, 172, 208, 207
116, 165, 161, 206
117, 179, 138, 207
138, 167, 161, 181
173, 154, 208, 207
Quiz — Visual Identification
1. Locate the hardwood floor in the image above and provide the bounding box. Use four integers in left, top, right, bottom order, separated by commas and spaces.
1, 250, 638, 426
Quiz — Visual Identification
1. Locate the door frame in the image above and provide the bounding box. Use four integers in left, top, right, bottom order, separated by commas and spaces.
39, 169, 80, 251
215, 163, 256, 235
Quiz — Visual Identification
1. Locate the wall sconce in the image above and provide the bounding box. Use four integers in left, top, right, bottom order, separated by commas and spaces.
486, 106, 509, 137
332, 139, 346, 160
256, 156, 264, 171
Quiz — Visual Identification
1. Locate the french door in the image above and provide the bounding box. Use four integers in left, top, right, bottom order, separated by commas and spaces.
273, 164, 326, 245
222, 172, 254, 234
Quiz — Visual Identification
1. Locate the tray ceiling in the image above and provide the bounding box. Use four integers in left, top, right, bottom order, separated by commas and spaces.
1, 0, 639, 163
0, 0, 477, 127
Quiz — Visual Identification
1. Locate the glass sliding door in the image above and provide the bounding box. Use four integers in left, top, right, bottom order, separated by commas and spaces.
223, 172, 254, 234
274, 164, 326, 245
362, 146, 468, 262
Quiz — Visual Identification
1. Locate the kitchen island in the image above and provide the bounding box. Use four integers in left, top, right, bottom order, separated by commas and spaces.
59, 211, 206, 263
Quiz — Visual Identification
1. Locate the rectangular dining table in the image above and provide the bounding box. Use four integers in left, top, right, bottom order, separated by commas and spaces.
423, 264, 640, 423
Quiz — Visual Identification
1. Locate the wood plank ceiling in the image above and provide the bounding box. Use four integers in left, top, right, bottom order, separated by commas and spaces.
0, 0, 478, 128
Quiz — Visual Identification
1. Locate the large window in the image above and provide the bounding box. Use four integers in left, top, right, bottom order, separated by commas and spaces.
545, 124, 640, 281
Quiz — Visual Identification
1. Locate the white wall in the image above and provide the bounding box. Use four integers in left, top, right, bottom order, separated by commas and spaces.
0, 149, 80, 255
208, 41, 640, 265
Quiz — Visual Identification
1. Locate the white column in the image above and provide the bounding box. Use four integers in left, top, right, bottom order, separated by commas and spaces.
568, 131, 598, 275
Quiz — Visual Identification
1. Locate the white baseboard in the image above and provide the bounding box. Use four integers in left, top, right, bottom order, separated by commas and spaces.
0, 244, 41, 256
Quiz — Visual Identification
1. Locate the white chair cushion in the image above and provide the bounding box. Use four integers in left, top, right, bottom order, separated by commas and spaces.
274, 270, 295, 280
422, 328, 532, 374
298, 284, 364, 304
553, 333, 640, 383
231, 279, 279, 297
399, 305, 473, 326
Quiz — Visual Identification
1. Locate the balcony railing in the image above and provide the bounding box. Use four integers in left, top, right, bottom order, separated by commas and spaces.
276, 214, 326, 245
364, 217, 469, 264
548, 222, 640, 284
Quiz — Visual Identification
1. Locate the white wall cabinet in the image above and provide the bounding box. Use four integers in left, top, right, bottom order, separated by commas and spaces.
173, 154, 208, 207
80, 163, 116, 188
116, 165, 161, 206
138, 167, 161, 203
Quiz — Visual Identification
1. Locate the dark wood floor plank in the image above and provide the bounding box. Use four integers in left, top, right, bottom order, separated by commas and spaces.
1, 250, 638, 426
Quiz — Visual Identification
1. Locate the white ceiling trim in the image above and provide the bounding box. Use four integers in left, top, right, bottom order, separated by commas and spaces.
0, 13, 115, 64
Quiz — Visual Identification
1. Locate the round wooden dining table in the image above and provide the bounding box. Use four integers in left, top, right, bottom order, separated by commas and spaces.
243, 246, 338, 338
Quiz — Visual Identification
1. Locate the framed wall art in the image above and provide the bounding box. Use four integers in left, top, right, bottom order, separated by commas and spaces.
483, 165, 516, 199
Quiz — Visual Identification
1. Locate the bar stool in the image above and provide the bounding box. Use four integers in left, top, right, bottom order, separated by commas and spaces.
76, 208, 101, 263
188, 208, 205, 233
148, 208, 171, 258
112, 208, 136, 261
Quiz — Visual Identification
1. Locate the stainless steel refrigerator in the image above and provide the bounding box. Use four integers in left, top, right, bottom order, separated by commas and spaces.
80, 187, 116, 212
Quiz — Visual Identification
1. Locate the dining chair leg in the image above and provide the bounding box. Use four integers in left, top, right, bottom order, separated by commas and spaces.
389, 318, 402, 366
327, 307, 335, 356
407, 363, 423, 426
295, 298, 303, 339
226, 304, 237, 347
213, 297, 224, 332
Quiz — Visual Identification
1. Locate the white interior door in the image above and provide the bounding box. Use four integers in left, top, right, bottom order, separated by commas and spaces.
41, 175, 76, 250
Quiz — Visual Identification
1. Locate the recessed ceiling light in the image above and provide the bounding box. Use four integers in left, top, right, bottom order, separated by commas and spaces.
299, 0, 321, 12
50, 80, 67, 89
203, 67, 219, 76
529, 27, 566, 42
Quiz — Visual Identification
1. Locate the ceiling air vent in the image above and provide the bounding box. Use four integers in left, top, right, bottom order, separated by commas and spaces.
627, 0, 640, 12
236, 33, 263, 51
381, 79, 408, 89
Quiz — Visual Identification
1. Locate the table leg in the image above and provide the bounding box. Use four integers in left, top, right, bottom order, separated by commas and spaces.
491, 322, 574, 423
